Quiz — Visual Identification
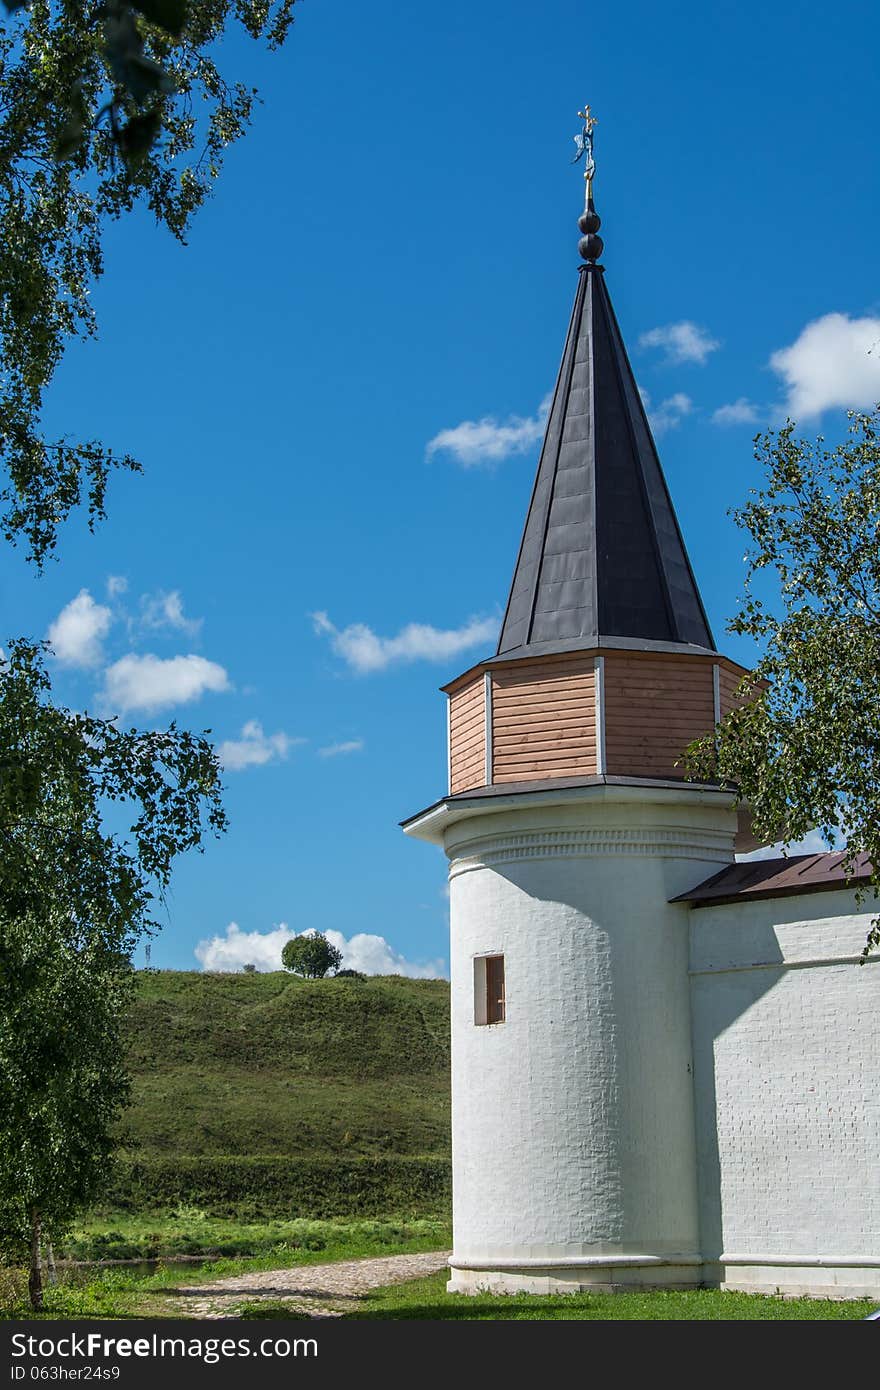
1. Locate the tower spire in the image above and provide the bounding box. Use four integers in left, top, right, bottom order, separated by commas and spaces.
495, 108, 714, 660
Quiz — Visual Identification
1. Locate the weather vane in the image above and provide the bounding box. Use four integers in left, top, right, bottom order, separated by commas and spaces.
572, 103, 598, 189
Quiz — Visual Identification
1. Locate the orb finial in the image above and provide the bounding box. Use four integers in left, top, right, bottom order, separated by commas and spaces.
572, 103, 603, 263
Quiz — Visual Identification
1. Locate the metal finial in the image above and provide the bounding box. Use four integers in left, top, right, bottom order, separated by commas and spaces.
572, 105, 598, 181
573, 103, 603, 263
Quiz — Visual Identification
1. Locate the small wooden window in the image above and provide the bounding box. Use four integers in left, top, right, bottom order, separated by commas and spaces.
474, 954, 505, 1025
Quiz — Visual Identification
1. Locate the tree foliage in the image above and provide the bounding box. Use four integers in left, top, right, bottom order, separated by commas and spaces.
0, 0, 295, 564
685, 407, 880, 953
0, 639, 227, 1302
0, 0, 295, 1310
281, 933, 343, 980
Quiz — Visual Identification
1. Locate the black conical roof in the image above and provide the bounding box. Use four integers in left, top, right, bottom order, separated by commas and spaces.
495, 264, 715, 660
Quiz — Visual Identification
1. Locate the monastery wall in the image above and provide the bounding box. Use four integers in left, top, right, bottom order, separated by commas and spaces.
689, 889, 880, 1298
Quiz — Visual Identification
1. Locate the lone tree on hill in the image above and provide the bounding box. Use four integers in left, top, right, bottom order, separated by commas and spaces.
281, 933, 343, 979
685, 406, 880, 954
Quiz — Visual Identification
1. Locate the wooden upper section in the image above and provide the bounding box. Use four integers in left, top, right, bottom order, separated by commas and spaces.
603, 652, 714, 780
448, 673, 486, 795
446, 648, 752, 796
491, 653, 597, 785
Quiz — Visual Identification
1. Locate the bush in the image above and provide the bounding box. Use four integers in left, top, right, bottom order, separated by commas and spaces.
334, 969, 366, 981
104, 1156, 451, 1219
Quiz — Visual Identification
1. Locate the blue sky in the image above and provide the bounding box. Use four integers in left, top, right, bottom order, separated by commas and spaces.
5, 0, 879, 975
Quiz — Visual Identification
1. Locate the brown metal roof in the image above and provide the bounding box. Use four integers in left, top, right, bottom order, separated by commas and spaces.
672, 851, 873, 908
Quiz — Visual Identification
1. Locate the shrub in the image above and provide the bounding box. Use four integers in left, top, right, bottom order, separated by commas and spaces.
104, 1156, 451, 1219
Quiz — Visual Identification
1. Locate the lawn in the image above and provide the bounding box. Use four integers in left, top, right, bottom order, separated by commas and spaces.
58, 1210, 449, 1263
0, 1217, 451, 1320
338, 1271, 876, 1321
120, 972, 450, 1170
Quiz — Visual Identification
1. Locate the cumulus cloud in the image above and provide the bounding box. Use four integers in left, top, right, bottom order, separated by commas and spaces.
640, 389, 693, 437
140, 589, 202, 637
194, 922, 447, 979
318, 739, 365, 758
639, 321, 720, 365
312, 611, 497, 674
712, 398, 761, 427
769, 312, 880, 419
426, 393, 551, 467
47, 589, 113, 668
106, 575, 128, 598
101, 653, 230, 714
737, 828, 831, 863
218, 720, 301, 772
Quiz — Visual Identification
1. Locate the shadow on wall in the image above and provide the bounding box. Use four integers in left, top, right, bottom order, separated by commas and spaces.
688, 924, 784, 1265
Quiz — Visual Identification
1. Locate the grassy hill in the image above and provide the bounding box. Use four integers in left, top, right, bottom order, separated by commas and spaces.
111, 970, 451, 1217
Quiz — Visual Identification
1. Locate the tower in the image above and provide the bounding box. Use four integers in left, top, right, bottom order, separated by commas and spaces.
403, 117, 755, 1294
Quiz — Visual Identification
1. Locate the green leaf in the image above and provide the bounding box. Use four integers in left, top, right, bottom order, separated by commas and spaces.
54, 127, 85, 161
119, 111, 162, 166
121, 54, 176, 104
133, 0, 188, 38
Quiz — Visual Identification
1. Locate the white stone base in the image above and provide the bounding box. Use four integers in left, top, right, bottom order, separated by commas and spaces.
710, 1258, 880, 1302
447, 1255, 704, 1295
448, 1257, 880, 1300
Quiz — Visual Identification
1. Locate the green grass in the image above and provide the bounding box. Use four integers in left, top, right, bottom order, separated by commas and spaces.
0, 1219, 452, 1320
59, 1211, 449, 1263
337, 1271, 876, 1321
118, 970, 450, 1170
127, 1069, 450, 1158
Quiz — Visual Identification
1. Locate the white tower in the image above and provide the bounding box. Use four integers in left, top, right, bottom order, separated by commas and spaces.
403, 145, 755, 1293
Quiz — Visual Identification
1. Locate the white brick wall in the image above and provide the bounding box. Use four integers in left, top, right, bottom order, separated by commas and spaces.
426, 778, 880, 1296
444, 785, 738, 1290
690, 892, 880, 1295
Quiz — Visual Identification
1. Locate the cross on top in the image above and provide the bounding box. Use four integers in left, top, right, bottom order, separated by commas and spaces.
577, 104, 598, 135
572, 103, 598, 172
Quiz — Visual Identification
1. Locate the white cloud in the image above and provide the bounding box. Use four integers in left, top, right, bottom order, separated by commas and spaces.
426, 393, 551, 467
194, 922, 447, 979
737, 828, 831, 863
101, 653, 230, 714
318, 739, 365, 758
218, 720, 301, 771
107, 575, 128, 598
769, 312, 880, 419
140, 589, 202, 638
712, 398, 761, 427
312, 611, 498, 674
639, 321, 720, 365
641, 389, 693, 437
47, 589, 113, 669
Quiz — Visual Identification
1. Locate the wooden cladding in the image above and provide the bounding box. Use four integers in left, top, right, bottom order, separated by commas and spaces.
448, 673, 486, 794
603, 653, 715, 779
446, 650, 751, 794
718, 660, 753, 717
491, 653, 597, 784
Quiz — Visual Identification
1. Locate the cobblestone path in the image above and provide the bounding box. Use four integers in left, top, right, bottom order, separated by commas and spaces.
163, 1250, 451, 1319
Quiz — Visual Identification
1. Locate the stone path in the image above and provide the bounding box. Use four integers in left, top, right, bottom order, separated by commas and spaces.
163, 1250, 451, 1319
